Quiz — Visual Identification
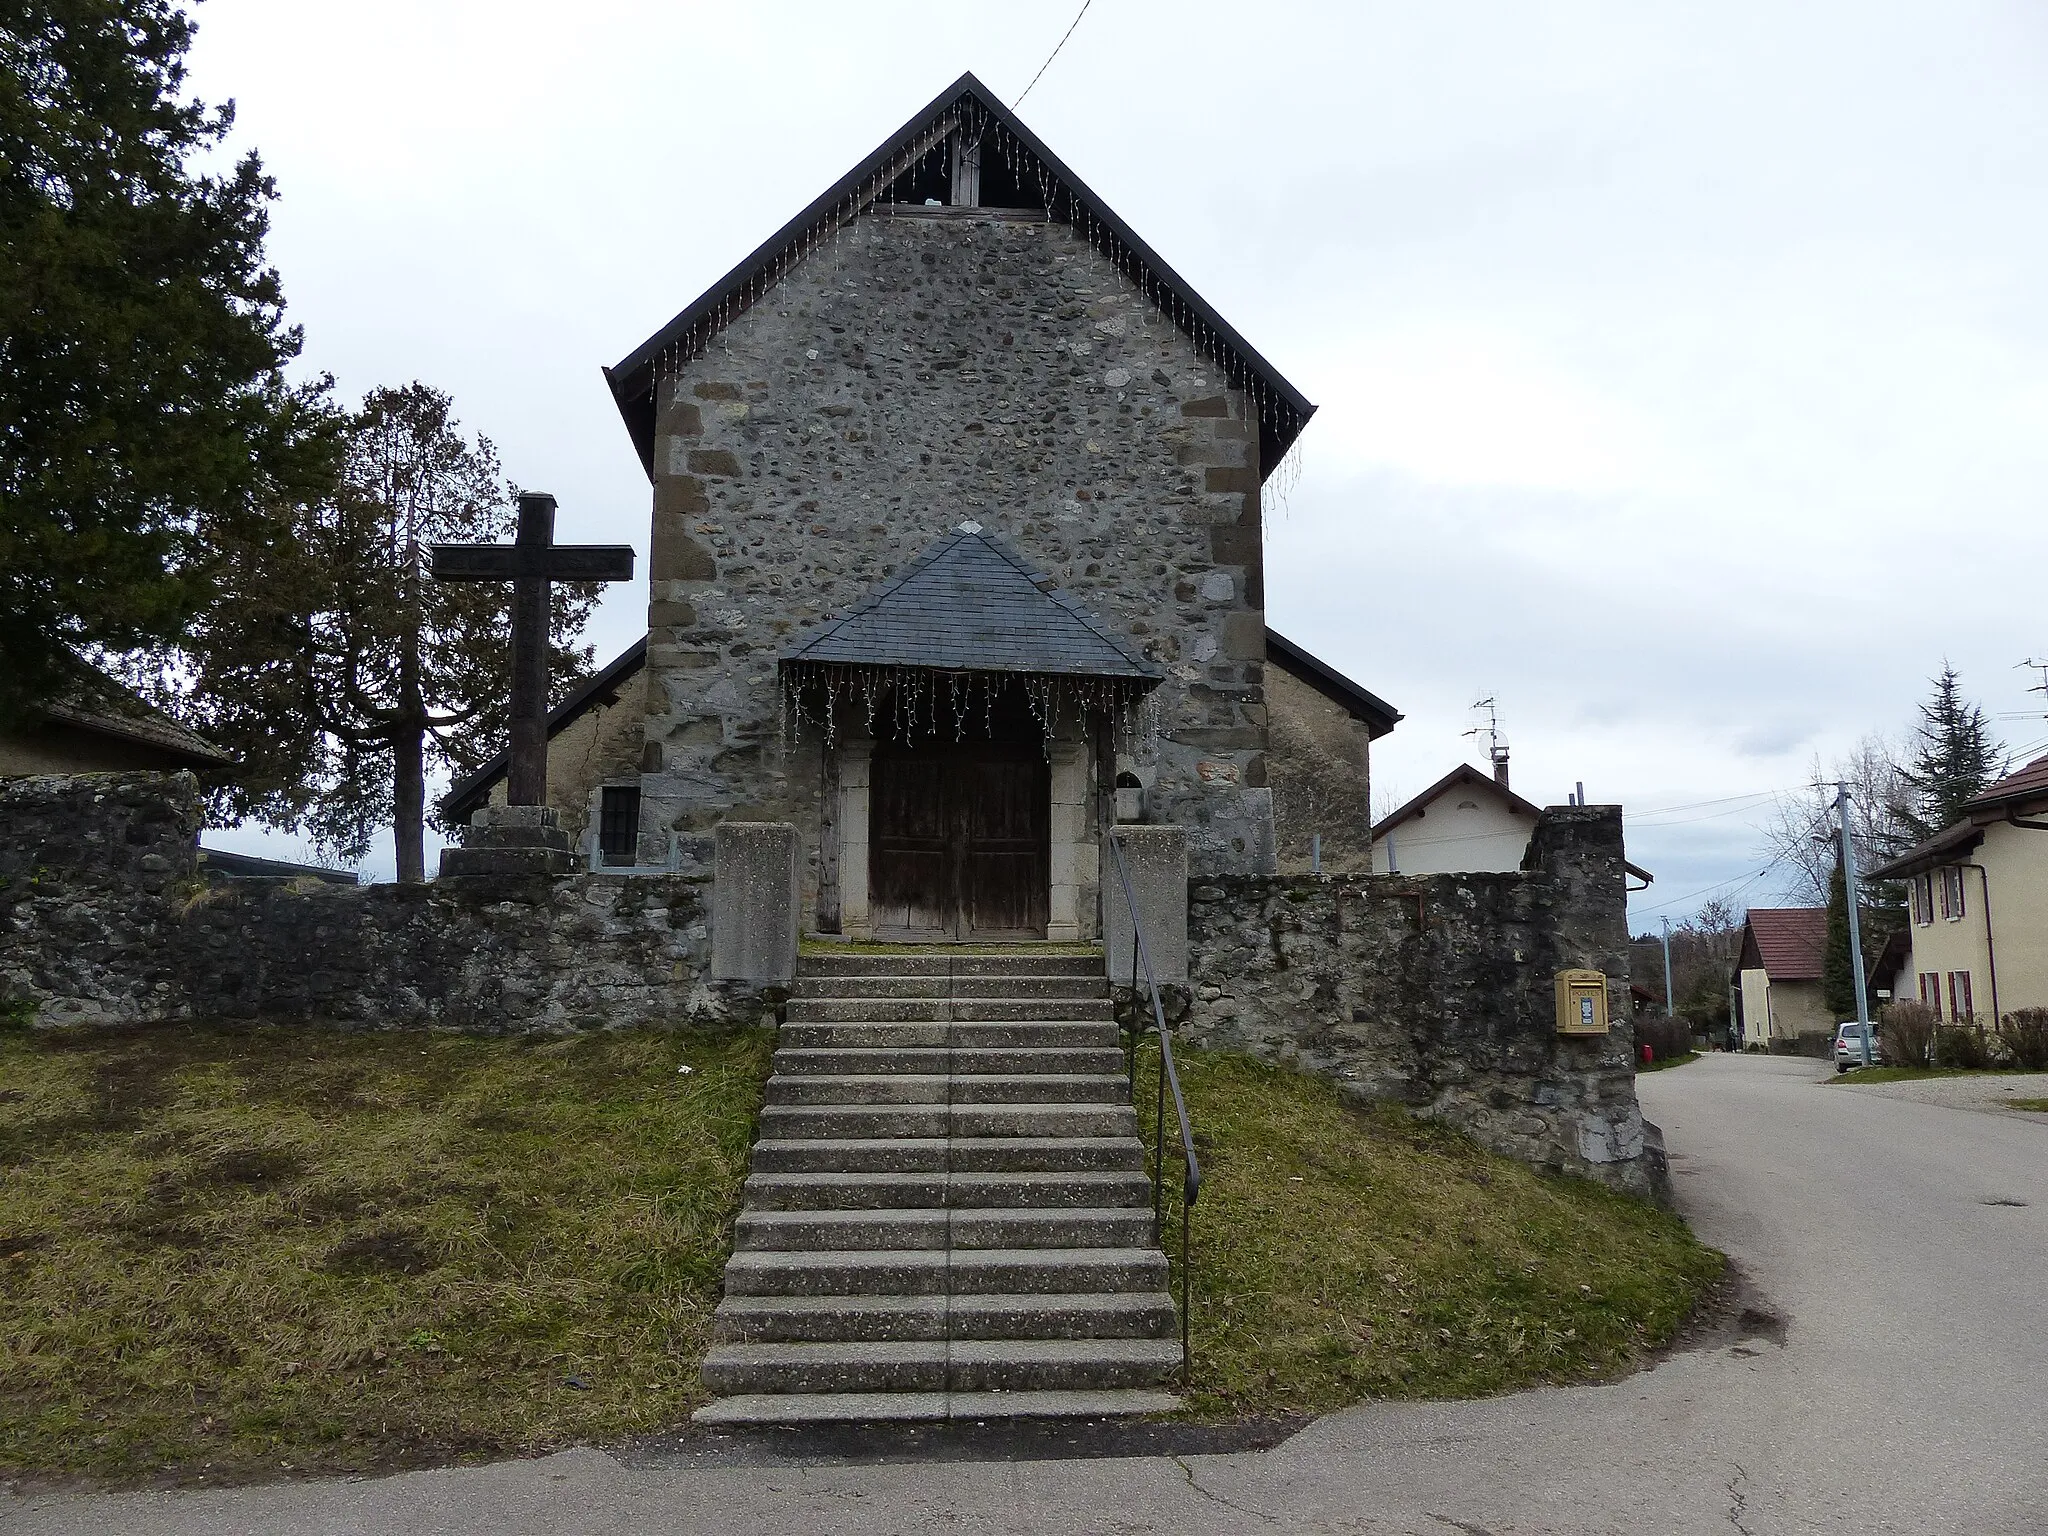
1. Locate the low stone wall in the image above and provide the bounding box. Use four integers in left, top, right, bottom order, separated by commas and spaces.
0, 773, 772, 1031
1177, 806, 1667, 1201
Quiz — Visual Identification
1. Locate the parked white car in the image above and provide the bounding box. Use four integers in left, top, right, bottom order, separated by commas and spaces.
1834, 1022, 1880, 1072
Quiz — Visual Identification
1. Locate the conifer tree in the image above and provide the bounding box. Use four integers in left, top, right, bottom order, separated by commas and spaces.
173, 385, 596, 881
1823, 860, 1857, 1021
1901, 665, 2003, 841
0, 0, 335, 721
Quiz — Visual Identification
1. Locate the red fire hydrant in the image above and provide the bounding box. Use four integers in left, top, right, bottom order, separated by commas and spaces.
1641, 1043, 1654, 1066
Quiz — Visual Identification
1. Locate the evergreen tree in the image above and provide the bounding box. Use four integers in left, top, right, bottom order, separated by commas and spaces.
172, 385, 596, 881
1823, 860, 1857, 1021
0, 0, 335, 721
1901, 665, 2004, 841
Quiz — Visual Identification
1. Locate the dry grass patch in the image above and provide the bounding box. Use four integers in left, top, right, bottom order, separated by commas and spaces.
1138, 1048, 1724, 1418
0, 1022, 772, 1483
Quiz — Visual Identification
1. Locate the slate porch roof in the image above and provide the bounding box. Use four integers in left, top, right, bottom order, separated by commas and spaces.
780, 526, 1162, 683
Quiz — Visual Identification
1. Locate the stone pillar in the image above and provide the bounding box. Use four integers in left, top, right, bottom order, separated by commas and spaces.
1103, 824, 1188, 985
712, 822, 799, 984
1048, 735, 1089, 943
837, 742, 873, 942
439, 804, 575, 878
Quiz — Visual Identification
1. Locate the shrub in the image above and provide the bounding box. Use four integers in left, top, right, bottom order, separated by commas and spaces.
1634, 1015, 1693, 1063
1997, 1009, 2048, 1071
1880, 1002, 1936, 1068
1934, 1024, 1988, 1070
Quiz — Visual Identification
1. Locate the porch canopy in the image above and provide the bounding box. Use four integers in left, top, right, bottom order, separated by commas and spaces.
779, 523, 1161, 746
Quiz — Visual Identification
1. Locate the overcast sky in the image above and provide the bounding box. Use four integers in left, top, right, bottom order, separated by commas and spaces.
183, 1, 2048, 918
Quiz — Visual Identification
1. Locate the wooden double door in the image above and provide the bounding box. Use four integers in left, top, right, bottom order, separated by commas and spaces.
869, 740, 1050, 941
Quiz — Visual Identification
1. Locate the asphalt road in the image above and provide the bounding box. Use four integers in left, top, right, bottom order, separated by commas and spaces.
5, 1053, 2043, 1535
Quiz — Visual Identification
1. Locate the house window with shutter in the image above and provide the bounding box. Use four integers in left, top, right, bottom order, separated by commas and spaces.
598, 785, 641, 866
1913, 873, 1934, 926
1919, 971, 1942, 1018
1939, 867, 1966, 921
1948, 970, 1975, 1022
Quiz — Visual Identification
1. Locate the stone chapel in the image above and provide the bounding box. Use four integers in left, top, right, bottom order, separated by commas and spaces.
446, 72, 1400, 940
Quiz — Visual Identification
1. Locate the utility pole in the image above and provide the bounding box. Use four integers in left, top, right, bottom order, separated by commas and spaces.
1836, 782, 1873, 1066
1661, 917, 1676, 1019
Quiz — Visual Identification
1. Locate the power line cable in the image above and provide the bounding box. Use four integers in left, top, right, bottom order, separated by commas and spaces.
1013, 0, 1095, 109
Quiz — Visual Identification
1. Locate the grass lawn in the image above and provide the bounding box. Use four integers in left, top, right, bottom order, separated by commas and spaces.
2, 1022, 1724, 1484
1640, 1051, 1700, 1072
0, 1021, 772, 1484
2007, 1099, 2048, 1113
1137, 1047, 1725, 1418
1826, 1066, 2029, 1084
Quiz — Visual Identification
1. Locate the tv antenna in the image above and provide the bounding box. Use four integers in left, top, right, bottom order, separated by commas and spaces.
1464, 697, 1512, 784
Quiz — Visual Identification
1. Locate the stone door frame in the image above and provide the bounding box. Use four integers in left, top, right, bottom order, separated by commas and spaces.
833, 720, 1093, 944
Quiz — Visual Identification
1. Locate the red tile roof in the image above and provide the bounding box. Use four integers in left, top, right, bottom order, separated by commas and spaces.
1743, 907, 1827, 981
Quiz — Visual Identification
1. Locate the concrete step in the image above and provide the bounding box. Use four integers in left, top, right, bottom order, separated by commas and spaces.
710, 1290, 1178, 1344
749, 1136, 1147, 1175
786, 998, 1117, 1024
779, 1021, 1121, 1050
700, 1336, 1181, 1396
763, 1073, 1130, 1107
692, 1388, 1181, 1425
791, 975, 1108, 1001
771, 1046, 1127, 1077
720, 1246, 1170, 1297
759, 1103, 1140, 1141
741, 1170, 1154, 1211
734, 1206, 1157, 1253
798, 952, 1105, 979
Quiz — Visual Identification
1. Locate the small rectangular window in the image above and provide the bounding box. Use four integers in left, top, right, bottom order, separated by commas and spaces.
1920, 971, 1942, 1019
598, 785, 640, 866
1914, 873, 1934, 926
1943, 867, 1966, 920
1950, 971, 1974, 1022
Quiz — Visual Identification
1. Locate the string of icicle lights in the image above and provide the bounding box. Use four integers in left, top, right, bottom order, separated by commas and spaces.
779, 663, 1158, 759
640, 95, 1304, 455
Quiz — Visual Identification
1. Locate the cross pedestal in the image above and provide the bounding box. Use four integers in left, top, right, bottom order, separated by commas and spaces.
430, 491, 634, 877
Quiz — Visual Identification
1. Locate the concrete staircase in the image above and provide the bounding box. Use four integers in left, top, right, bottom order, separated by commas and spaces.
696, 949, 1182, 1423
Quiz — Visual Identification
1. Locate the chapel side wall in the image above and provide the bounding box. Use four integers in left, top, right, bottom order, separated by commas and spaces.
484, 670, 648, 852
1181, 805, 1665, 1200
638, 210, 1273, 894
1266, 665, 1372, 875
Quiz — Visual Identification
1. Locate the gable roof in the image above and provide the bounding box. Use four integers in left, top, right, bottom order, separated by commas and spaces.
1372, 761, 1653, 883
1740, 907, 1827, 982
605, 71, 1314, 483
441, 638, 648, 823
781, 525, 1160, 681
23, 652, 231, 770
1967, 752, 2048, 814
1265, 630, 1401, 740
1373, 763, 1541, 840
1866, 752, 2048, 880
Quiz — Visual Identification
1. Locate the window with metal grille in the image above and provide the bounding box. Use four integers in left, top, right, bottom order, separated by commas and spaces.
598, 785, 640, 866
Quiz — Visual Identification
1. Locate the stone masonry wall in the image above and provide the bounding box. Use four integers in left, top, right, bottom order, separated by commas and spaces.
641, 207, 1275, 889
0, 774, 769, 1031
1179, 805, 1668, 1200
1266, 662, 1372, 876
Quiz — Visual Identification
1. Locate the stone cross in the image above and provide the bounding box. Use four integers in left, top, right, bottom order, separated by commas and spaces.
431, 491, 634, 806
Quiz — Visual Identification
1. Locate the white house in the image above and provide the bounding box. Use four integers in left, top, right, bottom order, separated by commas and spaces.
1371, 760, 1653, 885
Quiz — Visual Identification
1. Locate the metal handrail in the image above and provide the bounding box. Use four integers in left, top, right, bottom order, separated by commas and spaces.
1103, 830, 1200, 1384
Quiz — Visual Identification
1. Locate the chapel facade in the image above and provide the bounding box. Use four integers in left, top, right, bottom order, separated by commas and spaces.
451, 74, 1399, 939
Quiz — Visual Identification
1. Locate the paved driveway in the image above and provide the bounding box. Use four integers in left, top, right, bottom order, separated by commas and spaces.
5, 1054, 2043, 1535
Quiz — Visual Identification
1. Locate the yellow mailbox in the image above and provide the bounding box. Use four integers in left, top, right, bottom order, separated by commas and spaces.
1555, 970, 1610, 1036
